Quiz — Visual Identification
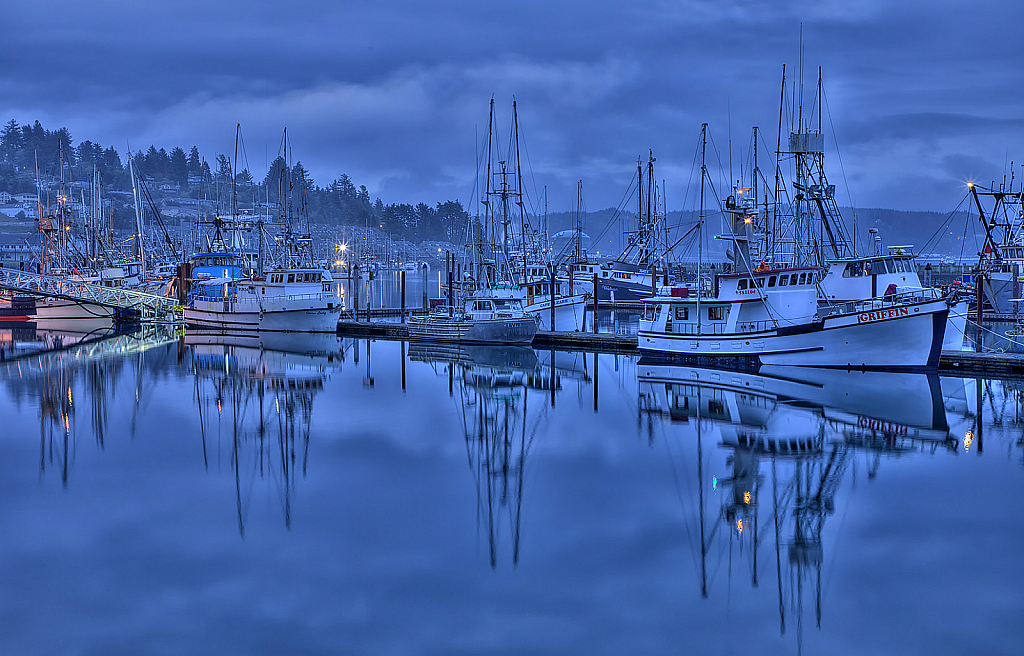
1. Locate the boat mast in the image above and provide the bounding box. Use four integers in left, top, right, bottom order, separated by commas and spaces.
698, 123, 707, 335
129, 148, 146, 273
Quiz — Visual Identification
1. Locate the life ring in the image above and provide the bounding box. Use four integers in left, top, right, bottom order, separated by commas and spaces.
756, 262, 770, 273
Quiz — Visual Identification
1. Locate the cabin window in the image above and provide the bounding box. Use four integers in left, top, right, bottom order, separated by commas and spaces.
798, 273, 806, 284
885, 259, 896, 273
737, 279, 747, 290
768, 276, 777, 288
474, 301, 492, 311
779, 274, 789, 286
708, 306, 723, 321
675, 306, 689, 320
754, 277, 764, 288
287, 273, 295, 283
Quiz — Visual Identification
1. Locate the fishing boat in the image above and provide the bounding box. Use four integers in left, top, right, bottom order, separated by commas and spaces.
184, 252, 342, 332
637, 124, 948, 369
968, 180, 1024, 314
407, 284, 537, 343
595, 152, 673, 301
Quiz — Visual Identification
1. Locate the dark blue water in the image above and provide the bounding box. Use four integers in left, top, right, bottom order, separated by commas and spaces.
0, 325, 1021, 655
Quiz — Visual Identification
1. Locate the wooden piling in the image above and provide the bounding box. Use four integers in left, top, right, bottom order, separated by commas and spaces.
549, 266, 556, 331
400, 270, 406, 323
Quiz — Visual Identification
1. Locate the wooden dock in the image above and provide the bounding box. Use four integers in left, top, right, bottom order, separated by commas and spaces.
337, 320, 1024, 376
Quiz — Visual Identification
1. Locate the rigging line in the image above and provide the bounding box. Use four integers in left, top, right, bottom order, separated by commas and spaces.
918, 193, 969, 253
658, 423, 702, 576
589, 169, 640, 248
821, 86, 858, 250
514, 112, 542, 220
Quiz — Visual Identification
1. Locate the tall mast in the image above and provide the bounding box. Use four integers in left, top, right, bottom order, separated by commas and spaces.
698, 123, 707, 335
232, 123, 240, 218
129, 148, 145, 273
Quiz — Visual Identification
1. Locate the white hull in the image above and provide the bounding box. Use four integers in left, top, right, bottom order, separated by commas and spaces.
982, 272, 1014, 314
525, 294, 588, 331
639, 299, 947, 369
31, 298, 115, 321
943, 300, 970, 351
185, 306, 342, 332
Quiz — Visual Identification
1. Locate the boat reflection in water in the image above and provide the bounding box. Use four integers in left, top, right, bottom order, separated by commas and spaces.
188, 331, 347, 536
637, 362, 958, 649
409, 342, 548, 568
0, 324, 180, 486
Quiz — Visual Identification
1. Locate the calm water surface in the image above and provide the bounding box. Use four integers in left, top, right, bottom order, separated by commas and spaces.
0, 323, 1021, 655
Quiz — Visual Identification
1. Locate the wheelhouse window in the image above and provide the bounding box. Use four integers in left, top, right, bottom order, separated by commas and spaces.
798, 273, 806, 284
708, 306, 723, 321
779, 274, 789, 286
287, 274, 295, 283
754, 277, 764, 288
737, 279, 748, 290
768, 276, 777, 287
675, 306, 689, 320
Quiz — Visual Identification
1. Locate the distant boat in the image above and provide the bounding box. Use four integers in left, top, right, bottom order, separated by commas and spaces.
408, 284, 537, 343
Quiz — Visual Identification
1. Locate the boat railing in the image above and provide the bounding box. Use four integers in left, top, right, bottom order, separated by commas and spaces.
191, 292, 333, 310
825, 288, 942, 317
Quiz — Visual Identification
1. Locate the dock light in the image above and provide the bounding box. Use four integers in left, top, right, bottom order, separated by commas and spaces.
966, 181, 974, 188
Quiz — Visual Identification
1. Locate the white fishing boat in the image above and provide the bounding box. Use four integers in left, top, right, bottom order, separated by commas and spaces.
185, 265, 341, 332
637, 124, 948, 369
407, 284, 537, 343
638, 266, 948, 368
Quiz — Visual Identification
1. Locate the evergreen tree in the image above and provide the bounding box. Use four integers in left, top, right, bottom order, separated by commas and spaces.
169, 146, 187, 186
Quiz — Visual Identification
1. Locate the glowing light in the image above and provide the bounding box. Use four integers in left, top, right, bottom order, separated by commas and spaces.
736, 519, 744, 533
712, 475, 718, 490
743, 491, 751, 504
964, 430, 973, 453
67, 387, 72, 405
744, 218, 752, 224
966, 181, 974, 188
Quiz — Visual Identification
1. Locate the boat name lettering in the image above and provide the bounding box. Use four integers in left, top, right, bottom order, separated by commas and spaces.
858, 307, 909, 323
858, 416, 908, 435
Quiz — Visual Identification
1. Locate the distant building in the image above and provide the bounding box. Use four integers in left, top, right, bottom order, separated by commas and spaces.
0, 192, 11, 204
0, 233, 35, 269
160, 183, 181, 192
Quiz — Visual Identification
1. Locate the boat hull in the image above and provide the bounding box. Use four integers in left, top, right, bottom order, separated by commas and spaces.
185, 306, 342, 332
638, 299, 947, 369
525, 294, 588, 331
407, 315, 538, 344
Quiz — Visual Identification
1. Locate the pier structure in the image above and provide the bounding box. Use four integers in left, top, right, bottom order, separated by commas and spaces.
0, 268, 183, 323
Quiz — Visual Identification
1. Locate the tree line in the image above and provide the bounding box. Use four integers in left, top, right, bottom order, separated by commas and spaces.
0, 118, 470, 242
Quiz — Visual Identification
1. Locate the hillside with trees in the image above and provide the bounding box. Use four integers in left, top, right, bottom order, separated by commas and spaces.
0, 119, 471, 243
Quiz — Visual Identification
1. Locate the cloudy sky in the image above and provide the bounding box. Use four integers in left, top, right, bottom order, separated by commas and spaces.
3, 0, 1023, 214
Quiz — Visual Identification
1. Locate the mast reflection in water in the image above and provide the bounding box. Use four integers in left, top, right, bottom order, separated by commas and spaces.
0, 327, 1021, 655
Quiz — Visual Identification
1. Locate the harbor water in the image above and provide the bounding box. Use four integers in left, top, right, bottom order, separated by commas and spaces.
0, 323, 1021, 655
